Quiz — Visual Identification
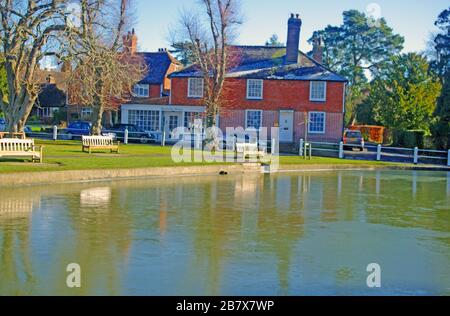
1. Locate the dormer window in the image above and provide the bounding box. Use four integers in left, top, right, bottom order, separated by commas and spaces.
134, 84, 149, 98
310, 81, 327, 102
188, 78, 204, 98
246, 79, 263, 100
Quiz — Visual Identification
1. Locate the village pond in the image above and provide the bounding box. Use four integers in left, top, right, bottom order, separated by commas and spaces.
0, 170, 449, 295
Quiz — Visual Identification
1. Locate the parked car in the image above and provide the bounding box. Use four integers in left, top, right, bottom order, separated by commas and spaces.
0, 120, 31, 134
343, 129, 365, 151
103, 124, 155, 144
66, 121, 92, 139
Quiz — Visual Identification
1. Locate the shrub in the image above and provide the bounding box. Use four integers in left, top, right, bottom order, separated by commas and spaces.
393, 130, 426, 148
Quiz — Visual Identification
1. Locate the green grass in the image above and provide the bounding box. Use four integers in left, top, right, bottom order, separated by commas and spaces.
0, 139, 408, 174
279, 155, 402, 166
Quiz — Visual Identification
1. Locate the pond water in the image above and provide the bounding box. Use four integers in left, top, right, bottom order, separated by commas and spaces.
0, 170, 449, 296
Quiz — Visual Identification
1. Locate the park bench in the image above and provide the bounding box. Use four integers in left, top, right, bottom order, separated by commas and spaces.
0, 138, 43, 163
82, 135, 120, 154
235, 142, 265, 159
0, 132, 26, 139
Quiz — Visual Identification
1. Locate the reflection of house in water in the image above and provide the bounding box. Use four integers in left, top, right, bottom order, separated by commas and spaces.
234, 175, 261, 200
0, 189, 41, 295
80, 187, 112, 208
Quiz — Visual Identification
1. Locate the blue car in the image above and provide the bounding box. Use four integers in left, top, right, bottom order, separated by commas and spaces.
66, 121, 92, 139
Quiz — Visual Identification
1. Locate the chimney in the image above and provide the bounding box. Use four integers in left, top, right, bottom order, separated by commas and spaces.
123, 28, 138, 55
312, 36, 324, 64
286, 13, 302, 64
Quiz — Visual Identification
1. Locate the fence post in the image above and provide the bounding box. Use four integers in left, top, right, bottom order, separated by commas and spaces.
271, 138, 276, 155
52, 125, 58, 141
448, 150, 450, 167
377, 145, 382, 161
414, 147, 419, 165
299, 139, 304, 157
339, 141, 344, 159
124, 128, 129, 145
162, 131, 166, 147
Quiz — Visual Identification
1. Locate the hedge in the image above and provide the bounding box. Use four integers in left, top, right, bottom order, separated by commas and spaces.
393, 130, 426, 148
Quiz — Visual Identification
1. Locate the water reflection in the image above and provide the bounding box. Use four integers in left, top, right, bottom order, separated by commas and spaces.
80, 187, 112, 208
0, 170, 449, 295
0, 188, 40, 295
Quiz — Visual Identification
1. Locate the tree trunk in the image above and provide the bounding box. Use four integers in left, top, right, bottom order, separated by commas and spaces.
205, 106, 219, 151
91, 98, 105, 136
3, 97, 35, 134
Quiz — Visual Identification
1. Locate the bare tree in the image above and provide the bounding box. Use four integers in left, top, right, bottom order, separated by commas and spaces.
64, 0, 145, 135
173, 0, 242, 143
0, 0, 68, 133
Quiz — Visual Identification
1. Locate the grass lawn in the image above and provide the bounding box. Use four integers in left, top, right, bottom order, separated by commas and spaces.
279, 155, 402, 166
0, 139, 407, 174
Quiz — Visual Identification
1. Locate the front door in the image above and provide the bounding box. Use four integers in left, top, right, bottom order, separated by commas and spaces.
279, 111, 294, 142
164, 112, 182, 139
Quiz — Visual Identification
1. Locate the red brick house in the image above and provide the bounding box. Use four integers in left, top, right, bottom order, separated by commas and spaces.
121, 14, 347, 143
123, 30, 182, 100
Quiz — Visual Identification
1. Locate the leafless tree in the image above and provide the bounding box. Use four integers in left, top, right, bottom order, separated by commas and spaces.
172, 0, 242, 143
0, 0, 68, 133
63, 0, 145, 135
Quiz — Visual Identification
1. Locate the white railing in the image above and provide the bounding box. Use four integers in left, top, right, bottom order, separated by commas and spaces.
299, 139, 450, 167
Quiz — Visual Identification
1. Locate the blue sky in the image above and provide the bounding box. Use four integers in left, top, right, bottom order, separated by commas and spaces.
135, 0, 448, 53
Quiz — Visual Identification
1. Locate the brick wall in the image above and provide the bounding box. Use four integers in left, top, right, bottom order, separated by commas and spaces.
171, 77, 345, 114
149, 84, 161, 98
220, 109, 343, 143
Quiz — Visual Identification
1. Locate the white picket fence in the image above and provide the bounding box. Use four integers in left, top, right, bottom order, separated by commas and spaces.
298, 139, 450, 167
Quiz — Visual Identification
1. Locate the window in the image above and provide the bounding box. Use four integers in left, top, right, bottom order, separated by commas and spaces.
39, 107, 57, 118
184, 112, 205, 131
246, 79, 263, 100
310, 81, 327, 101
134, 84, 150, 97
245, 110, 263, 130
81, 107, 93, 118
308, 112, 326, 134
128, 110, 160, 131
188, 78, 204, 98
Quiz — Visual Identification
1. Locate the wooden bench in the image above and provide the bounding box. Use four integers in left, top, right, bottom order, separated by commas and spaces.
0, 132, 26, 139
82, 135, 120, 154
0, 138, 43, 163
235, 143, 265, 159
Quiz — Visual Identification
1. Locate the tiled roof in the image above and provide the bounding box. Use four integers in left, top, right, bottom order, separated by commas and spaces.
138, 51, 180, 85
170, 45, 347, 82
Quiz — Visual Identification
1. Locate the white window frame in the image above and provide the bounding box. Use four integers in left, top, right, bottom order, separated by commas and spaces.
134, 84, 150, 98
245, 110, 263, 131
81, 107, 93, 118
128, 109, 161, 132
309, 81, 327, 102
188, 78, 204, 98
246, 79, 264, 100
308, 112, 326, 134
